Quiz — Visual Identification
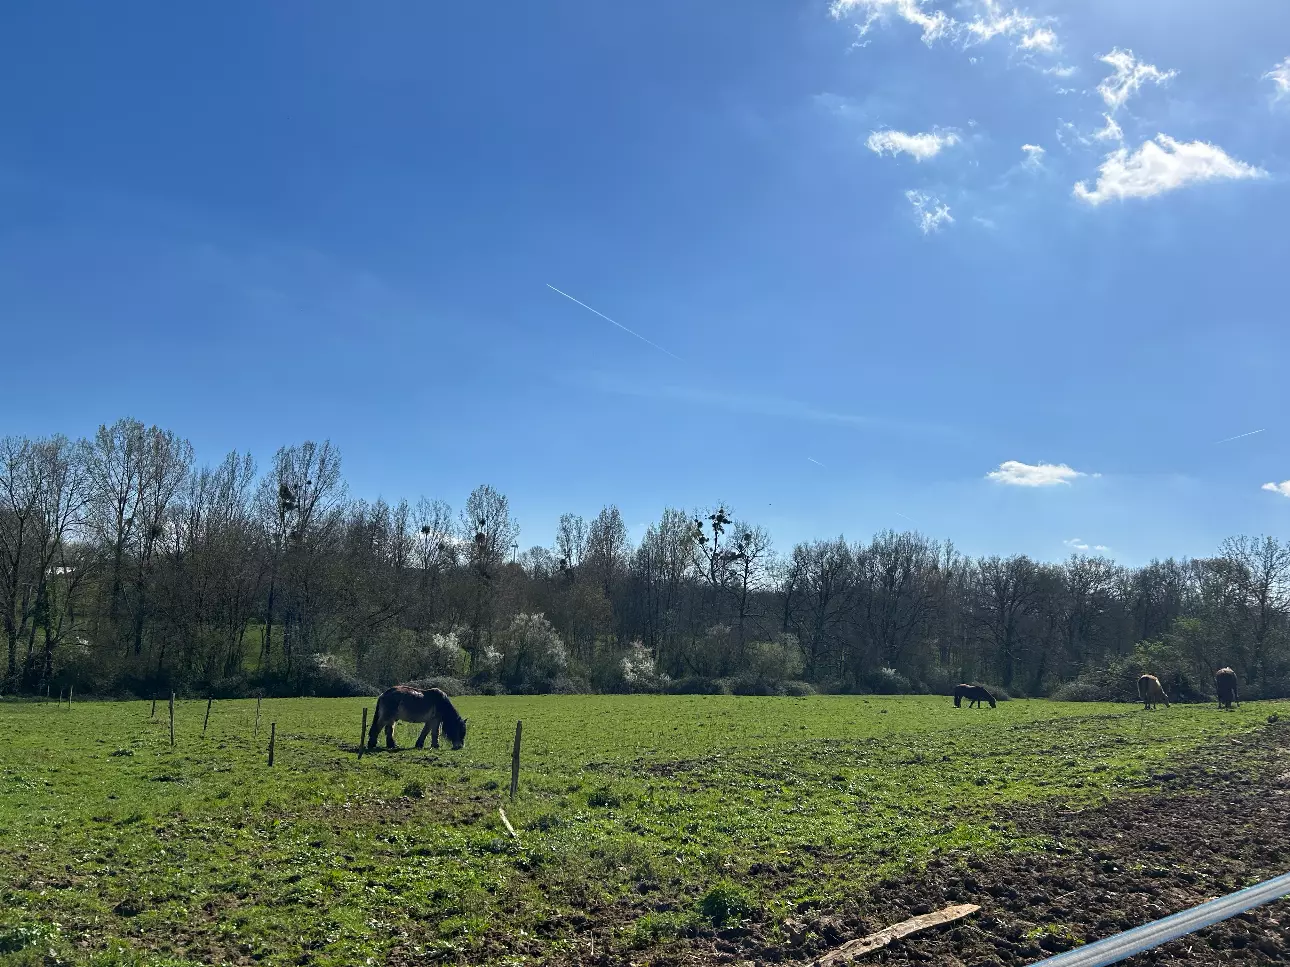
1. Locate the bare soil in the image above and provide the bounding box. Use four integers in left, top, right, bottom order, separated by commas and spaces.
655, 721, 1290, 966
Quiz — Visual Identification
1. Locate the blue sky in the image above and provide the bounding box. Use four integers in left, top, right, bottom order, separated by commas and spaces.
2, 1, 1288, 566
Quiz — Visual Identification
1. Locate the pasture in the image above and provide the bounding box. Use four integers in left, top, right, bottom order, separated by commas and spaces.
1, 695, 1287, 966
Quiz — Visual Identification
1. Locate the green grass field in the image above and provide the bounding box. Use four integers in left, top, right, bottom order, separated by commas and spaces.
2, 694, 1286, 966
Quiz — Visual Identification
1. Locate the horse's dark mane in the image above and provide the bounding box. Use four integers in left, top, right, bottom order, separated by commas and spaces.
425, 687, 466, 742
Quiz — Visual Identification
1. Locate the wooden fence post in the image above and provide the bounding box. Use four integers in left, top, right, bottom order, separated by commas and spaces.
254, 697, 262, 739
203, 697, 213, 736
169, 692, 176, 747
68, 685, 73, 704
268, 723, 276, 767
150, 696, 157, 719
359, 707, 368, 758
510, 720, 522, 800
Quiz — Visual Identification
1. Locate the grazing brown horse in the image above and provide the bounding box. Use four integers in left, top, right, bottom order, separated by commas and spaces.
954, 683, 996, 708
1215, 667, 1238, 711
1137, 673, 1170, 710
368, 685, 467, 751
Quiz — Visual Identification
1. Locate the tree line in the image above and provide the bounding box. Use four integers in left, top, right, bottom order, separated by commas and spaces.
3, 419, 1288, 700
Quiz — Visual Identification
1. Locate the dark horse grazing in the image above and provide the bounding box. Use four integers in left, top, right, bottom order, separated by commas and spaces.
954, 683, 996, 708
1137, 673, 1170, 710
1215, 667, 1238, 711
368, 685, 467, 751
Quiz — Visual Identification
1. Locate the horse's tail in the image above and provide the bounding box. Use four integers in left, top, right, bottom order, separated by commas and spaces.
1137, 675, 1149, 702
954, 684, 967, 708
1215, 668, 1237, 707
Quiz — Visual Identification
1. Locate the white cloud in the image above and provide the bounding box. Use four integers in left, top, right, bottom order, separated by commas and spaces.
1074, 135, 1266, 205
1064, 538, 1110, 553
1019, 27, 1058, 53
905, 190, 954, 233
1093, 114, 1123, 143
986, 460, 1088, 486
1044, 64, 1077, 78
832, 0, 1045, 51
972, 214, 998, 229
1021, 143, 1046, 169
830, 0, 953, 45
1263, 481, 1290, 498
1096, 48, 1177, 113
1265, 57, 1290, 100
964, 1, 1036, 46
867, 129, 961, 161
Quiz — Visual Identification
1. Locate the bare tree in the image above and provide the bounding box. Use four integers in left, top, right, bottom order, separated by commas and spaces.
412, 497, 456, 631
460, 484, 519, 671
784, 538, 857, 680
86, 418, 147, 639
725, 521, 774, 663
257, 441, 346, 674
1219, 535, 1290, 682
554, 513, 588, 580
128, 426, 194, 657
586, 505, 629, 599
974, 554, 1039, 689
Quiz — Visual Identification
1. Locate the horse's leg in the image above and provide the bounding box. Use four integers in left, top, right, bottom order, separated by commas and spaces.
368, 710, 385, 749
415, 722, 432, 749
385, 721, 397, 749
431, 719, 441, 749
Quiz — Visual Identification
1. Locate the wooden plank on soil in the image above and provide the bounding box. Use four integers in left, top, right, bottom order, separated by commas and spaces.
498, 807, 519, 840
806, 903, 980, 965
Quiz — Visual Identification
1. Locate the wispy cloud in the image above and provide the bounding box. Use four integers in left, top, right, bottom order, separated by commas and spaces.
963, 0, 1037, 46
546, 284, 684, 362
831, 0, 1047, 52
1021, 143, 1046, 170
1055, 119, 1091, 151
1265, 57, 1290, 100
1018, 27, 1058, 53
866, 129, 961, 161
987, 460, 1093, 486
1215, 428, 1265, 444
1093, 114, 1123, 143
1262, 481, 1290, 498
830, 0, 953, 46
1074, 135, 1266, 205
906, 189, 954, 233
1044, 64, 1077, 78
1064, 537, 1109, 552
1096, 48, 1177, 113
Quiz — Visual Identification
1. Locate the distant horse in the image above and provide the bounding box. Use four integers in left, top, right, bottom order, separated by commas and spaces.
368, 684, 467, 751
1137, 674, 1170, 710
954, 683, 996, 709
1215, 667, 1239, 711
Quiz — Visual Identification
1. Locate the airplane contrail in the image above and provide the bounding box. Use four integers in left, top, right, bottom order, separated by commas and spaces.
1215, 428, 1265, 444
895, 512, 919, 527
546, 284, 685, 362
807, 457, 826, 468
